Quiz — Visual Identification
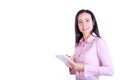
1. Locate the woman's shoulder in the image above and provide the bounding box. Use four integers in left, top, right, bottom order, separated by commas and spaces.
92, 33, 105, 42
94, 37, 107, 45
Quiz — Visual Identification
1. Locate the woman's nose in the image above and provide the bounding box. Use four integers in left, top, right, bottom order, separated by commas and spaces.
82, 22, 87, 27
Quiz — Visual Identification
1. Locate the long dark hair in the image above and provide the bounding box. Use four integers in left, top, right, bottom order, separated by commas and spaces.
75, 9, 100, 46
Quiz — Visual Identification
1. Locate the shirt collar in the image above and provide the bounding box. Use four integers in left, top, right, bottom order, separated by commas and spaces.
80, 33, 97, 43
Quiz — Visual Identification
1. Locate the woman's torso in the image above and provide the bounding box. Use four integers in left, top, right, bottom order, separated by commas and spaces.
73, 35, 100, 79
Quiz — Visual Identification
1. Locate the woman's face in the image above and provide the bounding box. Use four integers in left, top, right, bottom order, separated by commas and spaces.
78, 12, 94, 35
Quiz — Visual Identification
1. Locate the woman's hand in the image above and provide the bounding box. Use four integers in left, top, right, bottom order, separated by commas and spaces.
65, 55, 74, 68
66, 55, 73, 61
65, 54, 84, 71
67, 61, 84, 71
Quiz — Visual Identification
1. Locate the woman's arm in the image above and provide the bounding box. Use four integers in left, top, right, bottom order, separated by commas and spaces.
96, 38, 114, 76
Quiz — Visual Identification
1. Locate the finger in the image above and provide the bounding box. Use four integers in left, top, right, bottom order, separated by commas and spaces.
67, 61, 75, 67
66, 54, 71, 58
66, 55, 73, 60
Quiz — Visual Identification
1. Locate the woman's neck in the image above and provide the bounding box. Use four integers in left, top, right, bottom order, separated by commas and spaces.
83, 33, 91, 41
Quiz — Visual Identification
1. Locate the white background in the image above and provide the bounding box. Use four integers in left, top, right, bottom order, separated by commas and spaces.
0, 0, 120, 80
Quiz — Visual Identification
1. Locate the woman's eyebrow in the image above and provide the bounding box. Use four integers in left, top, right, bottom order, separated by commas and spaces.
78, 18, 91, 21
85, 18, 91, 20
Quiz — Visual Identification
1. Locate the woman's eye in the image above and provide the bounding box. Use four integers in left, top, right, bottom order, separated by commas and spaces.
86, 20, 90, 22
78, 21, 82, 23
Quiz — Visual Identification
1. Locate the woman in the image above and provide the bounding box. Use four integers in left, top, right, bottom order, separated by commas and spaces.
66, 9, 114, 80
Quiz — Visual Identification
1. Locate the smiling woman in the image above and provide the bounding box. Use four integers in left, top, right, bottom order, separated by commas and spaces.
65, 9, 114, 80
1, 0, 119, 80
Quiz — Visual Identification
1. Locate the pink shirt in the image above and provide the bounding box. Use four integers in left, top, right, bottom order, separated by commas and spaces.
71, 34, 113, 78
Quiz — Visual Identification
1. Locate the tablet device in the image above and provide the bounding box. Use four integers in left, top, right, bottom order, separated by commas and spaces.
55, 54, 74, 64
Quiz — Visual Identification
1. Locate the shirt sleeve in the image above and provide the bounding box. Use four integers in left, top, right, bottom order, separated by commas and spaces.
84, 38, 114, 77
69, 68, 76, 74
96, 38, 114, 76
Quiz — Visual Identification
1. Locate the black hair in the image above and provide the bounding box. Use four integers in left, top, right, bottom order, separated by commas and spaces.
75, 9, 100, 46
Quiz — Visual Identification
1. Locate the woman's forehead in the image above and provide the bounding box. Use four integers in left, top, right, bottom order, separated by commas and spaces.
78, 12, 91, 18
78, 12, 92, 20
